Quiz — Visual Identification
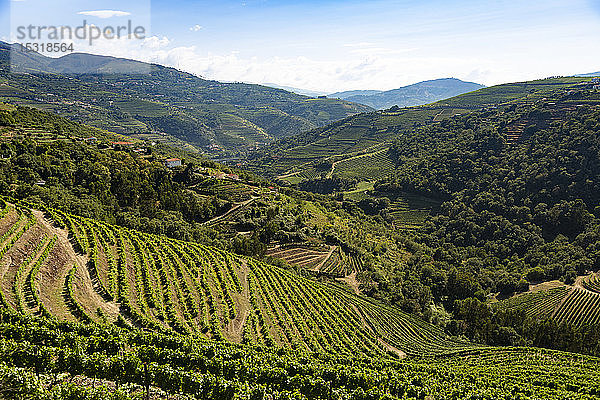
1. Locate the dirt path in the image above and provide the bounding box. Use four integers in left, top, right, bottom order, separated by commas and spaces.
277, 171, 302, 179
377, 338, 406, 359
202, 197, 256, 226
432, 109, 446, 122
339, 272, 360, 295
574, 275, 588, 290
315, 245, 336, 272
224, 260, 251, 342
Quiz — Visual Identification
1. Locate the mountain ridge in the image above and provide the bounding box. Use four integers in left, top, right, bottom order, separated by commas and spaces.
0, 41, 373, 155
328, 78, 485, 109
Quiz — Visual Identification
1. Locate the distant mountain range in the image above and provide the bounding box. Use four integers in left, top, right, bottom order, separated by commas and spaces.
0, 41, 372, 154
328, 78, 485, 109
262, 83, 327, 98
575, 72, 600, 77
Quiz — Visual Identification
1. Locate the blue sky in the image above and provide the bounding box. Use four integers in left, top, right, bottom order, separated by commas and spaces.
1, 0, 600, 91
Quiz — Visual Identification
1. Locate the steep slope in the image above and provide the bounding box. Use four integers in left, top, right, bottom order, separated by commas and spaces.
0, 197, 475, 357
248, 76, 596, 183
494, 284, 600, 327
0, 41, 372, 155
329, 78, 485, 109
2, 198, 600, 400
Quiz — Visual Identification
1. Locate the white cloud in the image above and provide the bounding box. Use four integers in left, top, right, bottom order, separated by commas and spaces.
189, 25, 203, 32
26, 31, 594, 92
77, 10, 131, 19
56, 36, 496, 91
343, 42, 375, 48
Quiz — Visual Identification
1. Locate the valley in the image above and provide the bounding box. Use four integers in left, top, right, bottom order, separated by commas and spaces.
0, 41, 372, 157
0, 39, 600, 400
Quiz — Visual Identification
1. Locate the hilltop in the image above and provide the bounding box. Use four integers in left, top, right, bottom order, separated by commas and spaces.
328, 78, 485, 109
0, 41, 372, 156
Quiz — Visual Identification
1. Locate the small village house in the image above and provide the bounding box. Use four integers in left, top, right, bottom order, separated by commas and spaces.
164, 158, 182, 168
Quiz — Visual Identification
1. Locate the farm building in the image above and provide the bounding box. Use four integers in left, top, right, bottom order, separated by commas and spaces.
164, 158, 182, 168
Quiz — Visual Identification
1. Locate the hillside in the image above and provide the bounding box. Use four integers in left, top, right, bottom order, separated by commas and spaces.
0, 197, 474, 356
329, 89, 383, 98
329, 78, 485, 109
262, 83, 326, 97
5, 94, 600, 348
246, 85, 600, 350
2, 82, 600, 398
494, 282, 600, 327
0, 41, 372, 155
247, 76, 597, 189
2, 199, 600, 398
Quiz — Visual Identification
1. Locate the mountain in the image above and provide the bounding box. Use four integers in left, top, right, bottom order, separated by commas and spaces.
328, 78, 485, 109
249, 76, 594, 183
328, 89, 383, 98
0, 41, 372, 155
575, 71, 600, 77
262, 83, 327, 97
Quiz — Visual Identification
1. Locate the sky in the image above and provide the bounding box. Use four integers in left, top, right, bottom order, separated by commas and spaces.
1, 0, 600, 92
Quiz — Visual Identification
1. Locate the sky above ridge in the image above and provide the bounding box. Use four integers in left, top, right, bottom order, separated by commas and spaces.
1, 0, 600, 92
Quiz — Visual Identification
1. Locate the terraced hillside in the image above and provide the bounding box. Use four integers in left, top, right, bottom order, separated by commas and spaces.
583, 272, 600, 293
266, 245, 361, 277
266, 245, 332, 270
250, 77, 597, 183
494, 283, 600, 327
0, 41, 372, 155
0, 197, 475, 358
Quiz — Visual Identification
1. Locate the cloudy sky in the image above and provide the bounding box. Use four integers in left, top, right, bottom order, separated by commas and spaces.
1, 0, 600, 92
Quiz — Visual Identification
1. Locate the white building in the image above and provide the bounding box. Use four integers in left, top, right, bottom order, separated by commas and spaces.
164, 158, 182, 168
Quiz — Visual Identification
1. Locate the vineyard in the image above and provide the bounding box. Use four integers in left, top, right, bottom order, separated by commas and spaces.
583, 272, 600, 294
266, 245, 362, 277
192, 178, 256, 203
554, 288, 600, 327
0, 310, 598, 399
0, 198, 477, 359
384, 193, 441, 230
494, 284, 600, 327
2, 196, 599, 398
331, 149, 396, 180
493, 286, 570, 320
266, 245, 332, 270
